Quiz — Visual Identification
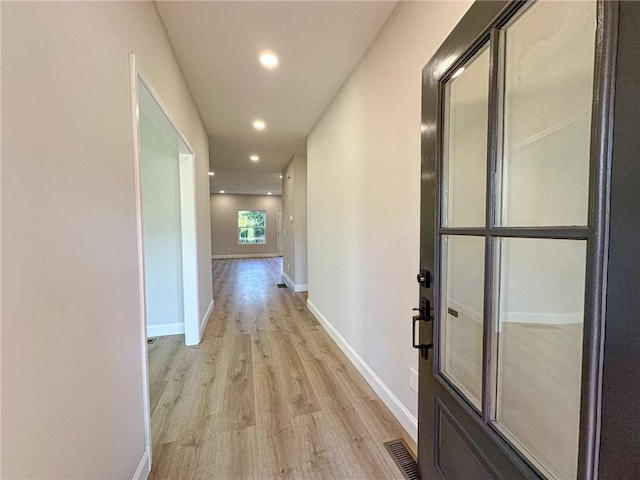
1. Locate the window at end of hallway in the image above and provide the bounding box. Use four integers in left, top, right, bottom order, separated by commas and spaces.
238, 210, 266, 245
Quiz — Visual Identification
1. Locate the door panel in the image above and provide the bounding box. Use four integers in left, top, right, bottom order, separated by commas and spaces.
417, 1, 616, 479
436, 399, 496, 480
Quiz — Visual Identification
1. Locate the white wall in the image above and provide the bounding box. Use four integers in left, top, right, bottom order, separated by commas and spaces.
282, 154, 308, 288
1, 2, 212, 478
210, 194, 282, 257
140, 112, 185, 336
307, 1, 472, 438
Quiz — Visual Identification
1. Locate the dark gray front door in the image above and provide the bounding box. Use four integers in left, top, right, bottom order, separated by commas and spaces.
416, 1, 639, 479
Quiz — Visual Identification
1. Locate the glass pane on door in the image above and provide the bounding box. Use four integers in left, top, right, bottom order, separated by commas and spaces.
440, 235, 485, 409
442, 46, 490, 227
494, 238, 586, 480
498, 1, 596, 227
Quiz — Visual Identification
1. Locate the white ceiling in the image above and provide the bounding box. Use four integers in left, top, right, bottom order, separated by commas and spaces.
156, 1, 398, 195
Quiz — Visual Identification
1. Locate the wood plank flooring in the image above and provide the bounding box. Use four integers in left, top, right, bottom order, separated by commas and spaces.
148, 257, 414, 480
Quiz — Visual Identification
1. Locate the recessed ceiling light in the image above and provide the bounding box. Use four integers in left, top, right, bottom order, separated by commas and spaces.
250, 155, 259, 162
259, 52, 279, 69
208, 171, 215, 176
267, 192, 273, 195
219, 190, 225, 194
451, 67, 465, 80
280, 175, 283, 179
253, 119, 266, 130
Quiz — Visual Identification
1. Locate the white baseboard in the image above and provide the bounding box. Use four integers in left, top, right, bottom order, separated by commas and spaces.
132, 448, 150, 480
211, 253, 278, 259
200, 299, 214, 338
282, 272, 308, 292
282, 272, 294, 289
147, 322, 184, 338
306, 300, 418, 442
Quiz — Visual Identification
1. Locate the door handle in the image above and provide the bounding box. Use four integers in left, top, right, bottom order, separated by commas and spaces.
412, 297, 433, 359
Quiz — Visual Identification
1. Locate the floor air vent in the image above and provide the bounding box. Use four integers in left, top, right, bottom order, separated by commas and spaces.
276, 283, 288, 288
384, 438, 420, 480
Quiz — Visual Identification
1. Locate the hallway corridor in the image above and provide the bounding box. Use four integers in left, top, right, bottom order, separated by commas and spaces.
148, 258, 413, 479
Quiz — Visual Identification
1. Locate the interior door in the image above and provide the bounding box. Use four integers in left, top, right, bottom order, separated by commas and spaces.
416, 1, 621, 479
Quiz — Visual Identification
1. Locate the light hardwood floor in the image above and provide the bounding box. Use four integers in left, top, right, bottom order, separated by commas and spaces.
148, 257, 414, 480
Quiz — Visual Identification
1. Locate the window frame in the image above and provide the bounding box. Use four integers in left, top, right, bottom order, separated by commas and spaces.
237, 209, 267, 245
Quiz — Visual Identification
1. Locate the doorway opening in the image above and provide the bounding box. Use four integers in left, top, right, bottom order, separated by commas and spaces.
129, 53, 203, 467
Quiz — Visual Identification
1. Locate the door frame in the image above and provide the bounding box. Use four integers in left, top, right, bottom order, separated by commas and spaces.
276, 209, 283, 256
418, 1, 619, 479
129, 53, 202, 466
598, 2, 640, 477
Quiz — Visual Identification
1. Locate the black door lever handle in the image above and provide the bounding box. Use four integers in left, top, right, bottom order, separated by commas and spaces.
413, 315, 433, 350
412, 297, 433, 359
412, 297, 431, 322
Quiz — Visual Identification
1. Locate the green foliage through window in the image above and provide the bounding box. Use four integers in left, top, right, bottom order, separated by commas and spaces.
238, 210, 266, 244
